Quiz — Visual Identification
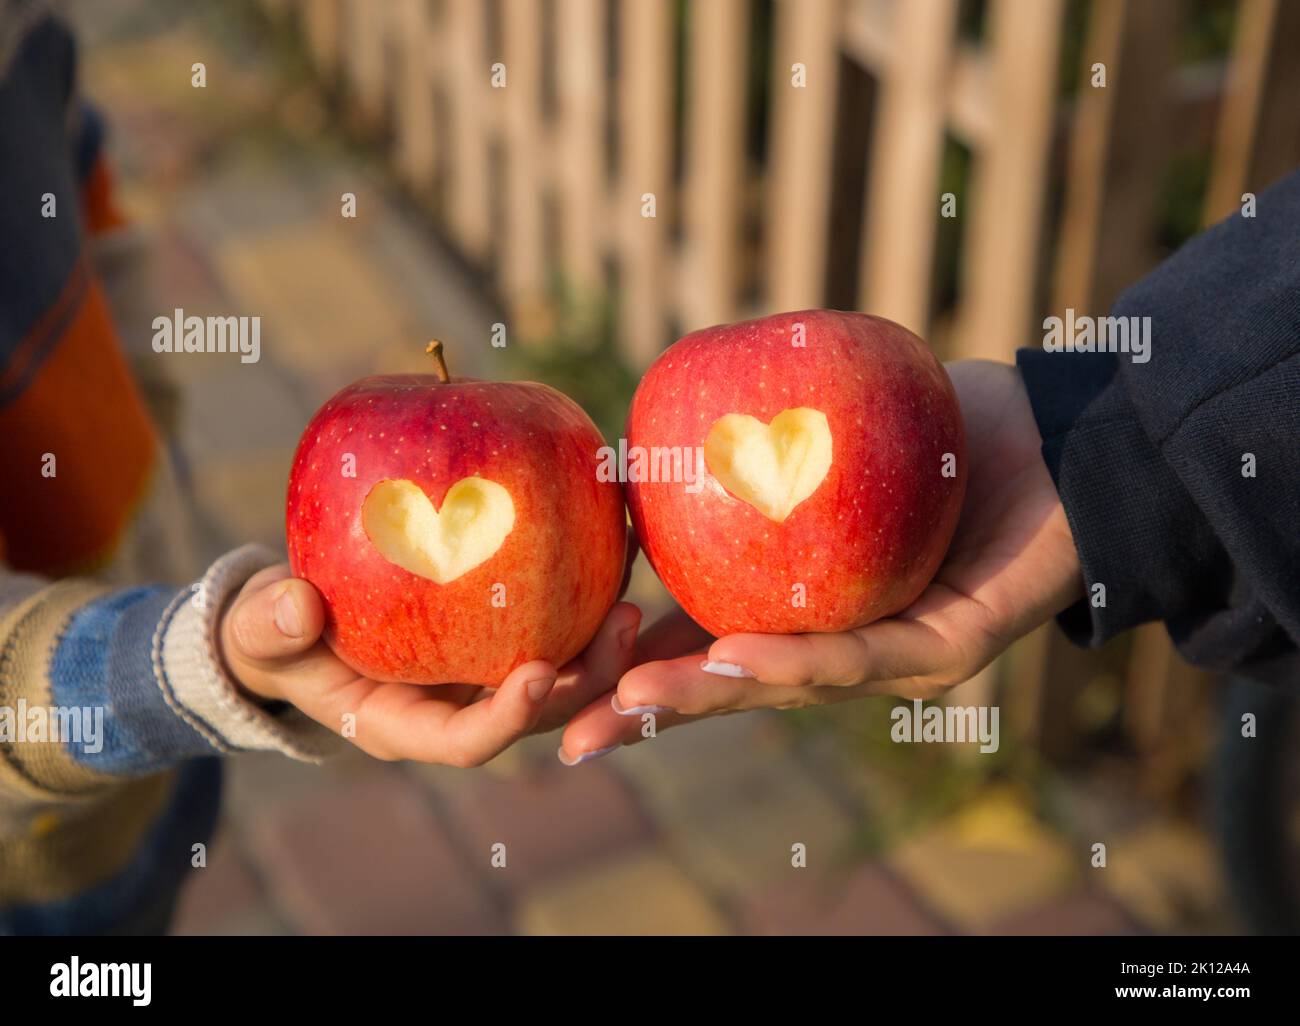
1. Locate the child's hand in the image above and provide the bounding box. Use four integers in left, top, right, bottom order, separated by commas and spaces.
219, 565, 640, 766
558, 360, 1085, 761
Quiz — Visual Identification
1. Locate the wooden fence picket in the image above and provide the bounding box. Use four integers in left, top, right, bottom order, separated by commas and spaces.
858, 0, 959, 337
680, 0, 750, 330
955, 0, 1065, 363
763, 0, 840, 313
616, 0, 675, 365
555, 0, 608, 289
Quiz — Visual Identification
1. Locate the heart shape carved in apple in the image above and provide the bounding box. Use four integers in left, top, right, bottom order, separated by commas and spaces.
703, 407, 832, 522
362, 477, 515, 584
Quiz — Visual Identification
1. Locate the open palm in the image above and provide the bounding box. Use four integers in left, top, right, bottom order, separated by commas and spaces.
561, 359, 1084, 760
222, 564, 641, 768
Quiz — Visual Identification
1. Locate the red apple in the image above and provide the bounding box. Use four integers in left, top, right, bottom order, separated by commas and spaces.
286, 342, 626, 685
625, 310, 965, 637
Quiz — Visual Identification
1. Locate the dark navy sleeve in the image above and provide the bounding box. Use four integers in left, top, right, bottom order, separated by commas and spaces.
1017, 169, 1300, 685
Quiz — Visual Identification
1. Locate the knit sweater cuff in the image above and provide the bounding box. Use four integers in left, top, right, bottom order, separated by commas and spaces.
158, 544, 342, 763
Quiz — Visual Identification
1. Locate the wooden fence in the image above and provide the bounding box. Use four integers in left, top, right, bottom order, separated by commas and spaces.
265, 0, 1299, 783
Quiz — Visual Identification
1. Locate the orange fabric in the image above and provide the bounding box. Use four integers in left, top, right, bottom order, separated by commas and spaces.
0, 263, 157, 575
79, 156, 127, 236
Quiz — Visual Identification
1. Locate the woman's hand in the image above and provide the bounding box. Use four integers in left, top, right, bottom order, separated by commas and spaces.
558, 359, 1085, 762
219, 564, 641, 767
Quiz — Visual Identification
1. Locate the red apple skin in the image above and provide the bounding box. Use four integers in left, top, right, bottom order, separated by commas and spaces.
286, 375, 626, 685
626, 310, 966, 638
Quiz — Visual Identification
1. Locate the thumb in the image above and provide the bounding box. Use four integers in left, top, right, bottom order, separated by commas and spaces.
221, 565, 326, 665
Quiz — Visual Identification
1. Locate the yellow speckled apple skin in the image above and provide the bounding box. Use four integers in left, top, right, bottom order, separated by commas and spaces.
288, 376, 626, 685
626, 310, 966, 637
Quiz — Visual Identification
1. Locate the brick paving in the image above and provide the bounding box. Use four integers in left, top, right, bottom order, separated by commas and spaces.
1098, 818, 1233, 934
437, 762, 653, 896
169, 839, 271, 936
515, 850, 731, 936
244, 772, 507, 935
887, 787, 1081, 932
738, 863, 948, 936
985, 890, 1140, 936
70, 0, 1237, 936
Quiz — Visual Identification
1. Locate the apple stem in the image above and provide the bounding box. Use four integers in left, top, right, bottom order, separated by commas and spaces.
426, 339, 450, 383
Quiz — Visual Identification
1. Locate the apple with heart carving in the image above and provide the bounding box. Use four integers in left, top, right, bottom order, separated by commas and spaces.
625, 310, 966, 637
286, 342, 627, 685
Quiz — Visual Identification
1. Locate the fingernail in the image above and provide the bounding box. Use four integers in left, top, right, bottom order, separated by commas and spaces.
611, 694, 671, 716
557, 744, 619, 767
700, 659, 755, 678
617, 625, 638, 652
274, 589, 303, 638
526, 675, 557, 702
